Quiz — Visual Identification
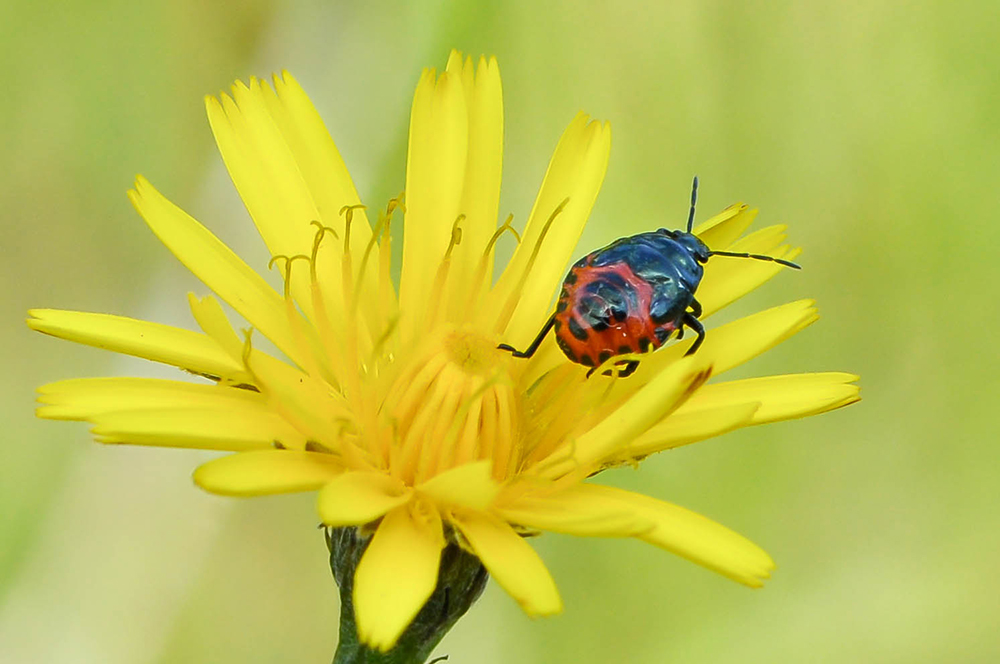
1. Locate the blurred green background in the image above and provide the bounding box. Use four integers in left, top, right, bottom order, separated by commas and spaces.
3, 0, 998, 662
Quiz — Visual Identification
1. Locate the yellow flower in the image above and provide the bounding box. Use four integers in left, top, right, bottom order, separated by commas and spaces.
29, 51, 858, 651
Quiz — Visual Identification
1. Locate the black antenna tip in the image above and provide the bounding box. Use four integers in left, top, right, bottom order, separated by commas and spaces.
686, 176, 699, 232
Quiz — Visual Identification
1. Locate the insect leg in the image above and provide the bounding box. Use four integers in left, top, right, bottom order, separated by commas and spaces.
616, 360, 640, 378
597, 359, 639, 379
682, 313, 706, 356
688, 297, 702, 318
497, 314, 555, 359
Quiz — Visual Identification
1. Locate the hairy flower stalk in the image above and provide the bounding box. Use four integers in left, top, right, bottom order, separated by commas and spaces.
30, 51, 858, 660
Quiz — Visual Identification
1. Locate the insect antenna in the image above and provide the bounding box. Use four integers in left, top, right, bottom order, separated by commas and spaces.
707, 250, 802, 269
687, 175, 699, 233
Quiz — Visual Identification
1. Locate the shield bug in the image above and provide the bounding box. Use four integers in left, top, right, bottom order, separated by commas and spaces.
498, 177, 801, 377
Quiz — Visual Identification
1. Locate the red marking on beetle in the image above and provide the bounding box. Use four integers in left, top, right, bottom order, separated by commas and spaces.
554, 259, 669, 365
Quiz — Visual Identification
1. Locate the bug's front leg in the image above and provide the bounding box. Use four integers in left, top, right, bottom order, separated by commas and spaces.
688, 297, 702, 318
681, 313, 706, 356
498, 315, 555, 359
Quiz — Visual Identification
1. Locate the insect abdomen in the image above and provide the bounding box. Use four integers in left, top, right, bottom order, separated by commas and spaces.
554, 254, 682, 368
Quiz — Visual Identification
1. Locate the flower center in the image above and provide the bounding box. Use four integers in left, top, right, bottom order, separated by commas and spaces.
382, 326, 519, 485
443, 328, 501, 377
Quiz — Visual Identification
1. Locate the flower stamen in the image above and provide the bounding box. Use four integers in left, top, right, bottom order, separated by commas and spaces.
465, 214, 520, 316
426, 214, 466, 328
267, 253, 311, 299
493, 198, 569, 336
265, 253, 336, 386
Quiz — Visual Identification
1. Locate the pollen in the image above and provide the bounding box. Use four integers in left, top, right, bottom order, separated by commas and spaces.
379, 325, 519, 485
444, 328, 503, 377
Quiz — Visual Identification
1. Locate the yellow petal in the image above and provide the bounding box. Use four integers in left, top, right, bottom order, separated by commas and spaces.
128, 176, 310, 370
244, 348, 355, 456
271, 71, 377, 273
693, 204, 756, 250
488, 112, 611, 345
450, 509, 562, 616
536, 354, 713, 478
269, 72, 384, 334
354, 501, 444, 651
417, 460, 499, 511
678, 372, 861, 425
89, 407, 302, 451
448, 54, 503, 309
497, 482, 651, 537
27, 309, 248, 382
399, 68, 468, 340
36, 377, 265, 420
207, 77, 380, 332
698, 225, 801, 318
591, 486, 775, 587
187, 293, 244, 361
626, 299, 818, 384
683, 299, 818, 375
623, 402, 760, 459
194, 449, 344, 496
317, 471, 412, 527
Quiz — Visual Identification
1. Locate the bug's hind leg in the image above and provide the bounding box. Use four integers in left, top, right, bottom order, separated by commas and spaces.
594, 359, 639, 379
498, 315, 555, 359
681, 313, 706, 356
614, 360, 640, 378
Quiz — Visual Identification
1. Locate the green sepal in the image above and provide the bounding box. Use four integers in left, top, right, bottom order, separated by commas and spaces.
328, 526, 488, 664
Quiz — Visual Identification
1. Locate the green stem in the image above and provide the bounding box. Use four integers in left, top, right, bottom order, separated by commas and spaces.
328, 527, 488, 664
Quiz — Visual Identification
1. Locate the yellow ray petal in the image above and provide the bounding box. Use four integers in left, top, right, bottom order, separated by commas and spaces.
194, 449, 344, 496
354, 501, 444, 651
27, 309, 248, 382
693, 204, 756, 250
187, 293, 245, 361
497, 482, 651, 537
488, 112, 611, 346
678, 299, 818, 375
417, 460, 499, 511
89, 407, 303, 451
270, 71, 376, 268
244, 348, 359, 459
450, 509, 562, 616
269, 74, 381, 317
447, 53, 503, 311
207, 77, 381, 333
399, 68, 469, 340
36, 377, 265, 420
535, 354, 713, 479
317, 471, 412, 527
624, 299, 818, 386
678, 372, 861, 425
621, 402, 761, 460
698, 225, 801, 317
590, 486, 775, 587
127, 176, 310, 370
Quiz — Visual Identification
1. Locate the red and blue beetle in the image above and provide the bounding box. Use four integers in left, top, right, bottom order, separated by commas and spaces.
499, 177, 801, 377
